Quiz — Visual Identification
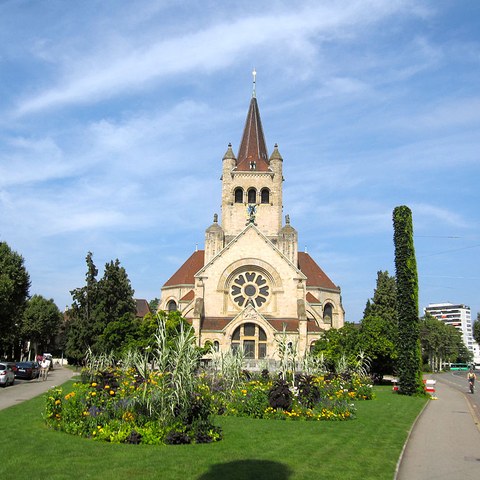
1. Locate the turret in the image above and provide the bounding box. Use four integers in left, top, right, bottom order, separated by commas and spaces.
205, 213, 224, 263
278, 214, 298, 265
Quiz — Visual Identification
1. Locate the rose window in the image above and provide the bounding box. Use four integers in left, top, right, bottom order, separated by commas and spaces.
231, 271, 270, 308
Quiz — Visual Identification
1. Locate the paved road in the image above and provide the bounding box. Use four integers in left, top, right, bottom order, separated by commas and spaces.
437, 371, 480, 423
0, 366, 77, 410
396, 372, 480, 480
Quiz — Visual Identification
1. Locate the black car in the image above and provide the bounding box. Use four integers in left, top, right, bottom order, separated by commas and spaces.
15, 361, 40, 380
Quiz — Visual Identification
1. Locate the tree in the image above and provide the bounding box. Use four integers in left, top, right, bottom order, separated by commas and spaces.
136, 310, 191, 353
22, 295, 63, 359
473, 312, 480, 346
360, 271, 397, 375
393, 206, 423, 395
0, 241, 30, 358
149, 298, 160, 312
96, 259, 136, 353
65, 252, 100, 364
360, 316, 396, 376
65, 253, 137, 362
312, 323, 361, 370
420, 313, 470, 371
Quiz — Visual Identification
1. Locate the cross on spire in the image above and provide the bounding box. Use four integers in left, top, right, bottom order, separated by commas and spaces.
252, 68, 256, 98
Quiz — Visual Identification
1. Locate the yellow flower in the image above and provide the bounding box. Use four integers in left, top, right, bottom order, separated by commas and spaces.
109, 390, 115, 396
55, 399, 61, 405
91, 382, 97, 387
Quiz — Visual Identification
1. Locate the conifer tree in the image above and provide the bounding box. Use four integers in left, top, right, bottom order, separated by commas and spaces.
361, 271, 397, 375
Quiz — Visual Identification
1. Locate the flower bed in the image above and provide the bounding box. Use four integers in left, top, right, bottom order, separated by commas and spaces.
45, 367, 222, 445
204, 372, 374, 422
45, 369, 374, 444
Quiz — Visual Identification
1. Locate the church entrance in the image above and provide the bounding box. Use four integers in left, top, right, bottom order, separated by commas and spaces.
231, 322, 267, 359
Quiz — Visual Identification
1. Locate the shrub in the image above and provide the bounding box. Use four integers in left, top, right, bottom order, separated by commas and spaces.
268, 379, 292, 411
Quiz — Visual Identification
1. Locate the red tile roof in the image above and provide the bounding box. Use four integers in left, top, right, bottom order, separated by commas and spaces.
180, 290, 195, 302
201, 317, 233, 331
306, 292, 321, 304
266, 318, 299, 332
307, 321, 323, 333
298, 252, 339, 290
236, 97, 270, 172
163, 250, 205, 287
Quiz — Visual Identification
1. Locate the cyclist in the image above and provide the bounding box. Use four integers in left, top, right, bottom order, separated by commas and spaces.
467, 368, 476, 393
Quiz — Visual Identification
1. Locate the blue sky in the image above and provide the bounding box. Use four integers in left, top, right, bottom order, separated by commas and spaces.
1, 0, 479, 323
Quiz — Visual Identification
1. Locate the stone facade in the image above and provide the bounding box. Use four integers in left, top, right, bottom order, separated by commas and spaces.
160, 92, 344, 359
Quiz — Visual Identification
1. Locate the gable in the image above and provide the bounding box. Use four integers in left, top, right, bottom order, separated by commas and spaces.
197, 223, 305, 281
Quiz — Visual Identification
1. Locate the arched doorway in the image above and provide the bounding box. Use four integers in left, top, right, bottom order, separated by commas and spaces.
231, 323, 267, 359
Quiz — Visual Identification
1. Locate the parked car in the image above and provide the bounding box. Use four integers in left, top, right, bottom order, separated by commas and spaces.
15, 361, 40, 380
0, 362, 15, 387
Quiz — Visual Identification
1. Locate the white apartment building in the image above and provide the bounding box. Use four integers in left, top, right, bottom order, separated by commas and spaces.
424, 303, 480, 364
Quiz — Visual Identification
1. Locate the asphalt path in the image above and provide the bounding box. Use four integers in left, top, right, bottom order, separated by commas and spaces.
0, 366, 77, 411
435, 370, 480, 425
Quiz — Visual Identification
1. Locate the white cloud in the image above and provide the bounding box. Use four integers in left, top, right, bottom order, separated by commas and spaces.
0, 136, 71, 188
13, 0, 415, 116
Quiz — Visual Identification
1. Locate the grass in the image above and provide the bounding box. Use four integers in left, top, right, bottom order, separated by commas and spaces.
0, 382, 426, 480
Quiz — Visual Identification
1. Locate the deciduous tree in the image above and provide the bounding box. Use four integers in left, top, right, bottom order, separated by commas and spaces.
0, 241, 30, 358
420, 313, 470, 371
312, 323, 361, 371
22, 295, 63, 358
473, 312, 480, 346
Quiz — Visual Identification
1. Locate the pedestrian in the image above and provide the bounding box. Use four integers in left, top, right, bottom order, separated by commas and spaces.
40, 357, 50, 381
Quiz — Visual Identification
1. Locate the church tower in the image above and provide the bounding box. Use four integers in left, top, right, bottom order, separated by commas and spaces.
221, 74, 283, 245
160, 74, 344, 360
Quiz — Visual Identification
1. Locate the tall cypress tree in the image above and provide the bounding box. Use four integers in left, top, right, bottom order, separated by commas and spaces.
393, 206, 423, 395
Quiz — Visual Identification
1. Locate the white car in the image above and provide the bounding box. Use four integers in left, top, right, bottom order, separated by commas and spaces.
0, 362, 15, 387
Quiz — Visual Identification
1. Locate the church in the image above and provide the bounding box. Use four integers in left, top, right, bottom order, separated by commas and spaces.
159, 80, 344, 360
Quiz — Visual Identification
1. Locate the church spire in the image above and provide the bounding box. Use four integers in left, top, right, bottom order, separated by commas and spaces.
236, 73, 269, 171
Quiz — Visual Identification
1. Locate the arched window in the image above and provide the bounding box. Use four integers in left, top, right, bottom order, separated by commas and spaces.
261, 188, 270, 204
323, 303, 333, 324
213, 341, 220, 352
231, 323, 267, 359
234, 187, 243, 203
167, 300, 177, 312
247, 188, 256, 204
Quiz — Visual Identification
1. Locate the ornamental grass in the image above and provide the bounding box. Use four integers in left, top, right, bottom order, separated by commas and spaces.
44, 323, 375, 445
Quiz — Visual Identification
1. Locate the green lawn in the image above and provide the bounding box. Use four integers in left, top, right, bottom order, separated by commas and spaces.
0, 383, 426, 480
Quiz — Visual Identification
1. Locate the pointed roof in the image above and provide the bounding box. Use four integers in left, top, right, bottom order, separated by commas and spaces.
236, 97, 270, 171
